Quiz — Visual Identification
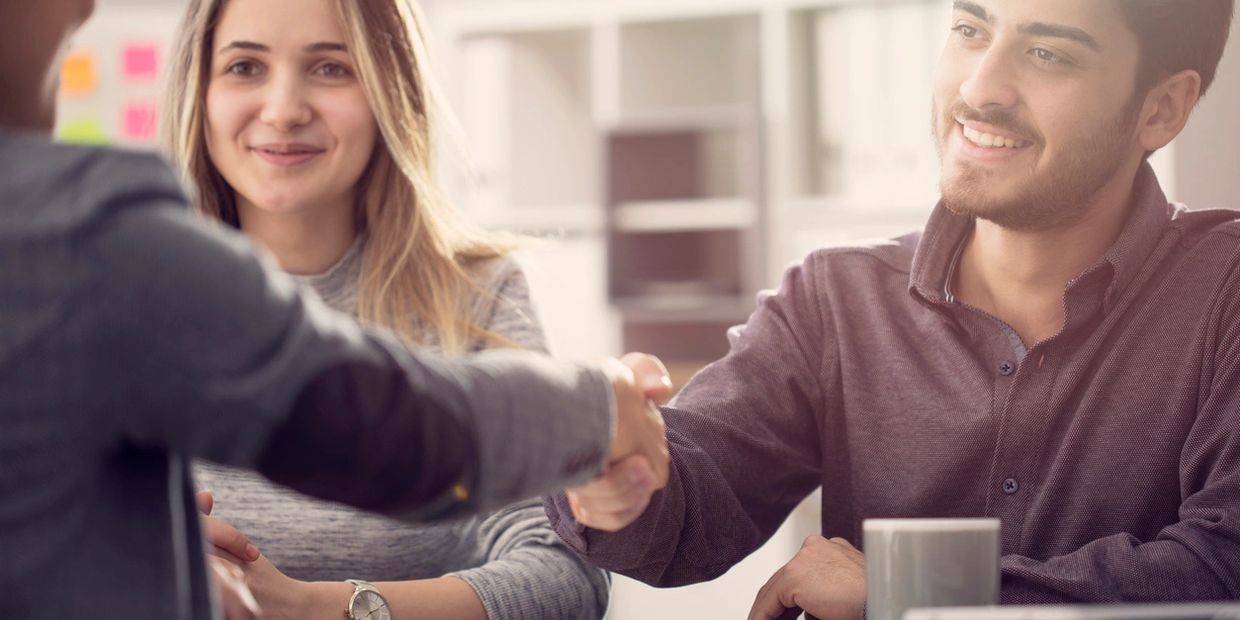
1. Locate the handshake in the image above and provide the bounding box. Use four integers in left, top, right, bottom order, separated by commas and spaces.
587, 353, 676, 532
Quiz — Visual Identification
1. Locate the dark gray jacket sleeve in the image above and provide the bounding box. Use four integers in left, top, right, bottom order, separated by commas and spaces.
91, 199, 613, 520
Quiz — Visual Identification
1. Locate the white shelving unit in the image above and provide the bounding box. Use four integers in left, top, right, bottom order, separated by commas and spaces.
435, 1, 962, 372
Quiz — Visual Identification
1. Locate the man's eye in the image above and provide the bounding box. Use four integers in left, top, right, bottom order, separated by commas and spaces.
1031, 48, 1069, 67
952, 24, 979, 39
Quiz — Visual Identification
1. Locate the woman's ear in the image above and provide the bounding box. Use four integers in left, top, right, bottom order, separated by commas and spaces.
1137, 69, 1203, 153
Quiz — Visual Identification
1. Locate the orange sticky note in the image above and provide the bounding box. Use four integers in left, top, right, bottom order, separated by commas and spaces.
122, 102, 157, 141
60, 51, 97, 95
123, 44, 159, 81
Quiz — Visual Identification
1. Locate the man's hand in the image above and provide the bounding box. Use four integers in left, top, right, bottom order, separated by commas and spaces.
748, 535, 866, 620
601, 352, 672, 482
197, 491, 261, 563
208, 555, 261, 620
570, 352, 672, 532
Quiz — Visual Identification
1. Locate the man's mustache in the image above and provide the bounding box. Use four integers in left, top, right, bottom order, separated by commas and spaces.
946, 102, 1040, 143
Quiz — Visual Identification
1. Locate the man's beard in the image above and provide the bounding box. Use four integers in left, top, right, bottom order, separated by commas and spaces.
933, 98, 1141, 232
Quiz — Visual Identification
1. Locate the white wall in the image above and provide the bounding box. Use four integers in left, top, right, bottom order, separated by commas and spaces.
1175, 6, 1240, 209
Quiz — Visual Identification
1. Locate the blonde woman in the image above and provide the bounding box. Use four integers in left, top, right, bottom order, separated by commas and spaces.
162, 0, 609, 618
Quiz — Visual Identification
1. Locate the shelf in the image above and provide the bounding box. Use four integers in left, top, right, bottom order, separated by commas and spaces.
609, 229, 745, 298
609, 104, 756, 134
471, 204, 606, 236
785, 194, 933, 220
612, 198, 757, 233
614, 293, 755, 322
621, 318, 741, 363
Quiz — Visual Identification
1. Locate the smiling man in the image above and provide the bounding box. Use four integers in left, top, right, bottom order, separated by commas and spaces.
545, 1, 1240, 618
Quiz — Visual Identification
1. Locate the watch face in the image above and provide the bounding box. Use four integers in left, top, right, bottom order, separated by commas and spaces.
350, 590, 390, 620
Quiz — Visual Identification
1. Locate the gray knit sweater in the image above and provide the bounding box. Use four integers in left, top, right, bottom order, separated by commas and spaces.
194, 239, 609, 619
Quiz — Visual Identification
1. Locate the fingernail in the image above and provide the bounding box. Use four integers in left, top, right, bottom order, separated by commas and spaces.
245, 543, 259, 560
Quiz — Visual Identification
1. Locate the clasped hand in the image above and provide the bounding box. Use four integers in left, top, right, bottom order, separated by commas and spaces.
568, 353, 674, 532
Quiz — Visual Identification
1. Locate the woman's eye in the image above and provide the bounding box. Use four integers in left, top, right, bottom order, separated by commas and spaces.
316, 63, 352, 78
225, 61, 260, 77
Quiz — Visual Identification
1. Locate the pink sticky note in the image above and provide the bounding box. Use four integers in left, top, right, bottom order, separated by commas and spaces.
123, 44, 159, 80
122, 102, 157, 141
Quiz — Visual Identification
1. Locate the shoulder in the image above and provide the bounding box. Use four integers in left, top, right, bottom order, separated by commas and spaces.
465, 255, 535, 313
0, 137, 185, 236
777, 230, 921, 301
466, 255, 528, 294
801, 230, 920, 275
1167, 206, 1240, 289
1169, 205, 1240, 244
464, 255, 546, 352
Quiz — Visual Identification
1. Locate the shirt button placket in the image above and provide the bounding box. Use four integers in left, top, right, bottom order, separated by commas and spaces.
1002, 478, 1020, 495
998, 361, 1016, 376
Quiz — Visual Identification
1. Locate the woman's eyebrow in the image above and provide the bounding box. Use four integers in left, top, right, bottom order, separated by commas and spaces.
215, 41, 349, 54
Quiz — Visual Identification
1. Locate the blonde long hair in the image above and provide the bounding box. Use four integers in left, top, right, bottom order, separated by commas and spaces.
163, 0, 516, 355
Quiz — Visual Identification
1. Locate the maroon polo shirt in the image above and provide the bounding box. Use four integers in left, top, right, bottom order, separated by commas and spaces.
547, 163, 1240, 603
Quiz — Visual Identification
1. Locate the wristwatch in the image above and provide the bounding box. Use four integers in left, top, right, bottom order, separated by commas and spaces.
345, 579, 391, 620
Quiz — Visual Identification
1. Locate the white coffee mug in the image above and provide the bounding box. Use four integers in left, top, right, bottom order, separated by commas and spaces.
864, 518, 1001, 620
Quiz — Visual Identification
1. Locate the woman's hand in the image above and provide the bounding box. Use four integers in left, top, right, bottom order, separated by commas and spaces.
197, 491, 351, 620
208, 555, 261, 620
197, 491, 261, 563
237, 554, 350, 620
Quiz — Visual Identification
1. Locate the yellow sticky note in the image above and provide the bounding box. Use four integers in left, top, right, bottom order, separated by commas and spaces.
58, 117, 109, 145
61, 51, 97, 96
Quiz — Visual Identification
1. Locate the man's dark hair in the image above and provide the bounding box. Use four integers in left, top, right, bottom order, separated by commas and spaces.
1118, 0, 1235, 98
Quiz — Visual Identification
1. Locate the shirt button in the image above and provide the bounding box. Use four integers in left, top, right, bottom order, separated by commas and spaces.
1002, 478, 1020, 495
998, 361, 1015, 376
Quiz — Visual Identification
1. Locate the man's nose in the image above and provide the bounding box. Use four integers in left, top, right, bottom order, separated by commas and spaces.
959, 47, 1020, 111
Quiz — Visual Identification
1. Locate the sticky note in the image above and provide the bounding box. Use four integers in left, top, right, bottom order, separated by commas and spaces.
122, 102, 158, 141
60, 51, 97, 96
123, 44, 159, 81
58, 117, 109, 145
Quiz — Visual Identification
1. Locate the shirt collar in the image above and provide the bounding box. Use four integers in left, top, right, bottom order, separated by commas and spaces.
1096, 161, 1176, 313
908, 197, 973, 307
908, 161, 1175, 313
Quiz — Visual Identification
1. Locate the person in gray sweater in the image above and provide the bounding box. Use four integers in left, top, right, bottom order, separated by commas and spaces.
194, 244, 611, 620
163, 0, 615, 617
0, 1, 672, 618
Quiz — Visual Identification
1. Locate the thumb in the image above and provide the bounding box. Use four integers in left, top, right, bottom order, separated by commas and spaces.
620, 352, 674, 402
196, 490, 215, 516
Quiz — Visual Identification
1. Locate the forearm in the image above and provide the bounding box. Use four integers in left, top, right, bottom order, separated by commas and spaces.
302, 577, 486, 620
450, 553, 609, 620
547, 422, 806, 587
256, 346, 614, 522
1000, 529, 1240, 603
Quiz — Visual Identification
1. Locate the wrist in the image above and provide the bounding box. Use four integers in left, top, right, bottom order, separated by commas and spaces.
305, 580, 355, 620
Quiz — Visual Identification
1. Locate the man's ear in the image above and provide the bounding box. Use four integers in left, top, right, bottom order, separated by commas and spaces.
1137, 69, 1203, 153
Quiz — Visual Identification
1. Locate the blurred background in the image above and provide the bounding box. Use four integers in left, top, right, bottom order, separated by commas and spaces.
69, 0, 1240, 617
